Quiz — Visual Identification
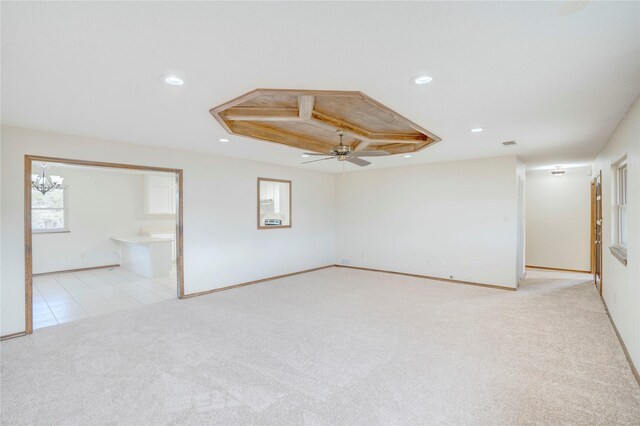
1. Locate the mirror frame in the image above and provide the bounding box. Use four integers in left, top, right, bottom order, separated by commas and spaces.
257, 177, 292, 230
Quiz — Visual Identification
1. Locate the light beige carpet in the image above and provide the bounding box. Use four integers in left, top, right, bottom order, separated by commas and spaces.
1, 267, 639, 425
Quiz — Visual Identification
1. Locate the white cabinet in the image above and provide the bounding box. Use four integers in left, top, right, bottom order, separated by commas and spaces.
150, 233, 176, 261
144, 175, 176, 214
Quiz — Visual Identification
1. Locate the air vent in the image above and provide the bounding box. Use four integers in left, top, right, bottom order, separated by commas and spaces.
502, 141, 517, 146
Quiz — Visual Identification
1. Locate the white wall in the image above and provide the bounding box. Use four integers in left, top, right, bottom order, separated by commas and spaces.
32, 167, 139, 273
525, 167, 592, 271
335, 156, 521, 288
1, 126, 336, 335
516, 159, 526, 282
593, 96, 640, 370
31, 167, 176, 274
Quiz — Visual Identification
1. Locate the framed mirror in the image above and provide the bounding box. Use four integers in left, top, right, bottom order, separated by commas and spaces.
258, 178, 291, 229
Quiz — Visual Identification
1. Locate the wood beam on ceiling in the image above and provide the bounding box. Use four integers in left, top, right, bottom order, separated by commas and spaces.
210, 89, 442, 155
309, 111, 426, 145
310, 110, 373, 140
372, 140, 434, 154
352, 140, 372, 151
358, 93, 442, 143
230, 121, 331, 153
222, 107, 301, 122
298, 96, 315, 120
369, 132, 428, 142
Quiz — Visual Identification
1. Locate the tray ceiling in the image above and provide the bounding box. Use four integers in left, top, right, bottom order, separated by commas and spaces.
210, 89, 441, 155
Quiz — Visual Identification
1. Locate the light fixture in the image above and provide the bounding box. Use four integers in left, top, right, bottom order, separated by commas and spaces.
163, 75, 184, 86
412, 75, 433, 85
470, 127, 484, 133
551, 166, 566, 176
218, 138, 230, 143
31, 164, 64, 195
301, 154, 310, 158
404, 154, 412, 158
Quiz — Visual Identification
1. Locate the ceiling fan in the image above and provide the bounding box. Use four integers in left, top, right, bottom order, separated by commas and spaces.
301, 130, 390, 167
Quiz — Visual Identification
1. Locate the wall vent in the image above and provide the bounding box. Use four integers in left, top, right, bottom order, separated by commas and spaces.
502, 140, 517, 146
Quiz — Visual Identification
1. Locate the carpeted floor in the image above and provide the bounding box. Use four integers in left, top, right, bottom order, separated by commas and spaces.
1, 267, 639, 425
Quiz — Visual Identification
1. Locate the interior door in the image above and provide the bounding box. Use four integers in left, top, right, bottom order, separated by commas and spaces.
592, 171, 603, 295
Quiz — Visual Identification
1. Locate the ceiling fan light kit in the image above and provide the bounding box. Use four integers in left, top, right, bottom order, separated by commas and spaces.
210, 89, 441, 167
300, 130, 392, 167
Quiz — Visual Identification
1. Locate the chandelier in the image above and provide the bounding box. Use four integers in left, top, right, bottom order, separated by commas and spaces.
31, 164, 64, 195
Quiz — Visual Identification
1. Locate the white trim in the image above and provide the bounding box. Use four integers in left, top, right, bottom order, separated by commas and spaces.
614, 158, 627, 247
31, 185, 69, 234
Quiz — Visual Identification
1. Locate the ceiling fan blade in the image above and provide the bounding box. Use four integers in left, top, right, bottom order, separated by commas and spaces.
347, 157, 371, 167
302, 157, 335, 165
353, 150, 390, 157
303, 152, 332, 156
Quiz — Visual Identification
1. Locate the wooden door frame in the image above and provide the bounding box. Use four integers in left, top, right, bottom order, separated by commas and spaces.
590, 179, 596, 274
24, 155, 185, 335
591, 170, 603, 296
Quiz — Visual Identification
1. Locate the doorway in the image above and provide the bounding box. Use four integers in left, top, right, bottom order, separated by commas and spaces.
24, 155, 184, 334
591, 171, 603, 295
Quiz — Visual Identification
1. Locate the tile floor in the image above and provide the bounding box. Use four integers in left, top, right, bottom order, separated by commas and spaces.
33, 266, 178, 330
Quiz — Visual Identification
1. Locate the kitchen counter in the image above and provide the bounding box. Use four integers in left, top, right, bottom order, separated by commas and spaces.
111, 236, 174, 245
111, 236, 173, 278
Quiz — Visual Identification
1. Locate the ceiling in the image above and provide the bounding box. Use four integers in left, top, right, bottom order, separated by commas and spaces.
2, 2, 639, 173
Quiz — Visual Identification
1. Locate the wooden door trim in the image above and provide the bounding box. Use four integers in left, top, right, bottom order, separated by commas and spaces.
525, 265, 591, 274
590, 180, 596, 274
602, 299, 640, 386
0, 331, 27, 341
23, 155, 185, 336
336, 265, 517, 291
183, 265, 333, 298
592, 170, 603, 296
32, 264, 120, 277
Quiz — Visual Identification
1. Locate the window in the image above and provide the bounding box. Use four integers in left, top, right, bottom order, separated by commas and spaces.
616, 160, 627, 247
32, 187, 68, 233
609, 158, 628, 266
257, 178, 291, 229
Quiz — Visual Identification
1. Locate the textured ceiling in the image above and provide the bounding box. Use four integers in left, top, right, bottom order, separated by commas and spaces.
2, 2, 639, 172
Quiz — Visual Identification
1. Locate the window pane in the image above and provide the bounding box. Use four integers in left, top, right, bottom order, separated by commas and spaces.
621, 167, 627, 205
32, 188, 64, 208
620, 208, 627, 246
33, 209, 65, 230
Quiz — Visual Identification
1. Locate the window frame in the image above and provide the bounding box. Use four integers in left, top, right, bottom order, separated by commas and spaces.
257, 177, 292, 230
31, 185, 69, 234
616, 160, 627, 247
609, 158, 628, 267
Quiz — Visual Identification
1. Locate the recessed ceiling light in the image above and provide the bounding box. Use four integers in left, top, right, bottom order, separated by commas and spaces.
470, 127, 484, 133
412, 75, 433, 85
163, 75, 184, 86
301, 154, 310, 158
404, 154, 412, 158
218, 138, 230, 143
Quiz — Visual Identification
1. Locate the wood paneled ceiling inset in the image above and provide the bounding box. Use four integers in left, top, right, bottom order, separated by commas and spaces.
210, 89, 441, 155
